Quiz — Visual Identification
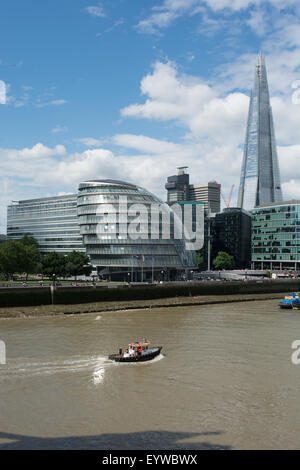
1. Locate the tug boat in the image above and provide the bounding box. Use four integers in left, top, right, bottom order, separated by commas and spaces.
279, 292, 300, 309
109, 340, 162, 363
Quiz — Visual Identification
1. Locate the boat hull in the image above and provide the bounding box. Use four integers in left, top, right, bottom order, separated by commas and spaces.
109, 346, 162, 363
279, 302, 293, 309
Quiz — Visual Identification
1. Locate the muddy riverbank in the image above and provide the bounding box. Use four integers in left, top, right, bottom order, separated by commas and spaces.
0, 292, 285, 318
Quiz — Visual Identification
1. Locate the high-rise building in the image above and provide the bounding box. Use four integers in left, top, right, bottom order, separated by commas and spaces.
165, 167, 190, 203
211, 208, 252, 269
238, 53, 283, 211
165, 168, 220, 213
189, 182, 220, 213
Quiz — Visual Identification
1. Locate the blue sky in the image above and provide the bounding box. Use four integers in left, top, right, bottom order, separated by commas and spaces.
1, 0, 300, 231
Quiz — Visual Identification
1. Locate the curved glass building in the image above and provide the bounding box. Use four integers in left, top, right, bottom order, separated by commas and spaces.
77, 180, 197, 280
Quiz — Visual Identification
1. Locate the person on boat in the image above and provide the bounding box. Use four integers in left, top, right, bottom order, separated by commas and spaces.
123, 348, 130, 358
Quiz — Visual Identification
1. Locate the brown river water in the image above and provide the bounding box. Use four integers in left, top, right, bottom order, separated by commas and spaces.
0, 299, 300, 450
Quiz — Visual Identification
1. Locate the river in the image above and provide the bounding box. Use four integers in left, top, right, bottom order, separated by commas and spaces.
0, 299, 300, 450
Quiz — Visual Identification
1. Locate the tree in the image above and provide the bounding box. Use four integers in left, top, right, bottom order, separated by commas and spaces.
0, 240, 26, 279
213, 251, 235, 270
19, 236, 41, 280
196, 252, 205, 271
20, 235, 39, 249
41, 252, 66, 283
65, 251, 92, 279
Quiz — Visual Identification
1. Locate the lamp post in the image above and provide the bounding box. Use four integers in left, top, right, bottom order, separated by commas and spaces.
152, 256, 154, 284
207, 209, 211, 272
131, 256, 134, 282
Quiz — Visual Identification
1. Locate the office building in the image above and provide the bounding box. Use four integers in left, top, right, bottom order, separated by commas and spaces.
7, 195, 84, 254
165, 168, 221, 213
189, 182, 220, 213
238, 53, 283, 211
6, 180, 198, 280
211, 208, 252, 269
252, 201, 300, 270
165, 167, 190, 203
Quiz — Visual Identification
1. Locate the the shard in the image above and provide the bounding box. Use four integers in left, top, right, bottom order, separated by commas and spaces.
237, 53, 283, 211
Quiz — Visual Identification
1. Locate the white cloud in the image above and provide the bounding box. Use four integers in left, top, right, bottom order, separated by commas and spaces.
75, 137, 104, 147
119, 59, 300, 205
86, 6, 105, 18
136, 0, 299, 35
51, 125, 68, 134
121, 61, 248, 147
35, 99, 67, 108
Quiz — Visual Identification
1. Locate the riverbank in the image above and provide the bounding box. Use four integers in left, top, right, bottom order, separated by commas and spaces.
0, 292, 284, 318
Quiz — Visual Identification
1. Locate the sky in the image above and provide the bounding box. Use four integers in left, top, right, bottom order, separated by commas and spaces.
1, 0, 300, 232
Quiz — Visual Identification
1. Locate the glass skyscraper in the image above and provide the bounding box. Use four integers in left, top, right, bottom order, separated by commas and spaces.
238, 53, 283, 211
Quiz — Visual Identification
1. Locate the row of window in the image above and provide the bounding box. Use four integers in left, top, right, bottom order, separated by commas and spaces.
88, 255, 183, 267
77, 194, 156, 205
87, 245, 177, 255
253, 255, 300, 261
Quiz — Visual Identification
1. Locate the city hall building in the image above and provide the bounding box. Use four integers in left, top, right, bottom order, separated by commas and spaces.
252, 201, 300, 270
7, 180, 197, 280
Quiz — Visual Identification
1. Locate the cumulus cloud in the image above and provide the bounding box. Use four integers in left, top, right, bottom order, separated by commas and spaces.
121, 61, 249, 148
120, 59, 300, 204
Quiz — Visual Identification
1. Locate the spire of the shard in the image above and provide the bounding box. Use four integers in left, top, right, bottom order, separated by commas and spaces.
237, 53, 283, 211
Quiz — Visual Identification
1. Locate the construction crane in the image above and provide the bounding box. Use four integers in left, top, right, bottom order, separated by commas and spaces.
220, 184, 234, 208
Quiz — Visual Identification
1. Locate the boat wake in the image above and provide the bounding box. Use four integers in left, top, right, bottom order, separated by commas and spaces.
0, 353, 164, 385
0, 355, 112, 381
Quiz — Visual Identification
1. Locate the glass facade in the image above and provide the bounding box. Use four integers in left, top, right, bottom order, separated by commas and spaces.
211, 208, 252, 269
78, 180, 197, 278
238, 54, 283, 211
7, 195, 84, 254
6, 180, 197, 279
252, 201, 300, 269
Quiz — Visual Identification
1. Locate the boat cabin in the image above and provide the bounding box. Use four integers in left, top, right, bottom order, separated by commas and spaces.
123, 341, 150, 358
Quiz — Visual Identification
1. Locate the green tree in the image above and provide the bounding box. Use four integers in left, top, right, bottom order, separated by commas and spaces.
213, 251, 235, 270
196, 252, 205, 271
0, 240, 27, 279
20, 235, 39, 249
41, 252, 66, 284
19, 236, 41, 280
65, 251, 92, 279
